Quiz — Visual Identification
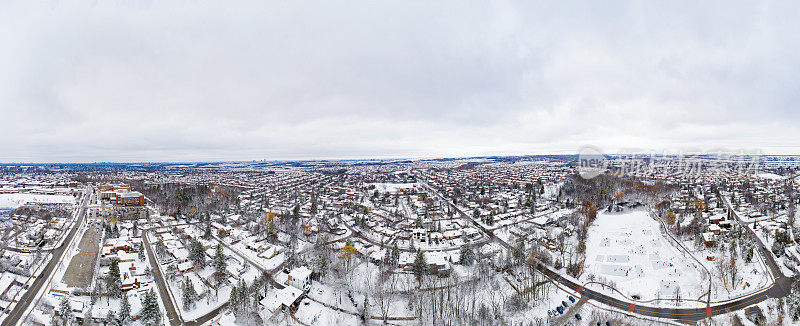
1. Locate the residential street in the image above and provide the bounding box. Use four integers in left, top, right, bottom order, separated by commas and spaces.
1, 189, 90, 326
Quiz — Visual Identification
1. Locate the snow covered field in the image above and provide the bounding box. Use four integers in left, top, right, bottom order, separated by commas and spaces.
581, 209, 707, 303
0, 193, 75, 208
369, 183, 417, 194
756, 172, 786, 180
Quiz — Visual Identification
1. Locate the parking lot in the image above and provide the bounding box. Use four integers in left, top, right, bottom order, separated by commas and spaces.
61, 221, 102, 288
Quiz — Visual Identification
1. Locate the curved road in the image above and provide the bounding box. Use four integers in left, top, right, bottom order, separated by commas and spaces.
420, 180, 793, 324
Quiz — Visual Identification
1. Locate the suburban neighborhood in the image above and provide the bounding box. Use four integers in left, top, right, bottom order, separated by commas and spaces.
3, 1, 800, 325
0, 156, 798, 325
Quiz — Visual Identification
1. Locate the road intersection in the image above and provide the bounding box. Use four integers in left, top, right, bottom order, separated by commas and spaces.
1, 188, 90, 326
422, 180, 793, 324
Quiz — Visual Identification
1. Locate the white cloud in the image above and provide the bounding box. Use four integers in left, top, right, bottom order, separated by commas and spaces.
1, 0, 799, 162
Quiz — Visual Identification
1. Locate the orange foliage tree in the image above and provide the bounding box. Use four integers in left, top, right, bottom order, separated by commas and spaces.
665, 211, 677, 225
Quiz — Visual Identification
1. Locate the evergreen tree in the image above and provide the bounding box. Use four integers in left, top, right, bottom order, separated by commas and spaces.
745, 245, 754, 263
106, 258, 122, 298
459, 240, 475, 266
229, 284, 239, 312
138, 245, 145, 261
267, 218, 276, 237
412, 249, 427, 282
140, 289, 161, 325
182, 277, 198, 310
166, 264, 178, 280
203, 224, 212, 239
252, 289, 261, 312
231, 278, 250, 314
58, 296, 73, 323
383, 247, 392, 266
391, 243, 400, 266
212, 244, 228, 294
118, 293, 131, 324
311, 194, 318, 215
250, 278, 261, 299
189, 239, 206, 268
155, 239, 167, 258
213, 244, 227, 275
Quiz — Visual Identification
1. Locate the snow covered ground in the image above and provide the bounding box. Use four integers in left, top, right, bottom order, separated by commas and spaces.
756, 172, 786, 180
0, 193, 75, 208
298, 283, 364, 325
0, 253, 51, 325
171, 243, 263, 322
230, 241, 286, 271
172, 272, 232, 321
679, 235, 771, 302
369, 183, 417, 194
581, 208, 707, 303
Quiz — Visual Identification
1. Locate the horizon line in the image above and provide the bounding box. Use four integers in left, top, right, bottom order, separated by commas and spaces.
4, 152, 800, 165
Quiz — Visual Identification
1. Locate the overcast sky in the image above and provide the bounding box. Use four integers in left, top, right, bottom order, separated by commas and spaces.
2, 1, 800, 162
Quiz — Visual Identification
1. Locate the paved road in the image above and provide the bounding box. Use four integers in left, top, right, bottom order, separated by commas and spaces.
1, 189, 90, 326
211, 234, 288, 283
142, 222, 240, 326
554, 294, 588, 324
419, 180, 792, 324
723, 196, 793, 300
185, 301, 229, 326
335, 212, 492, 253
142, 230, 182, 326
164, 230, 289, 325
138, 221, 278, 326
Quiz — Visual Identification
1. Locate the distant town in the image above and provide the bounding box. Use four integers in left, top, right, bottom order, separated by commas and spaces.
0, 155, 796, 325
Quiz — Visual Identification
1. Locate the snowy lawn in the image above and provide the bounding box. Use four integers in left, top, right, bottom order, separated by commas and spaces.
293, 297, 361, 325
0, 193, 75, 208
171, 271, 232, 321
581, 208, 707, 303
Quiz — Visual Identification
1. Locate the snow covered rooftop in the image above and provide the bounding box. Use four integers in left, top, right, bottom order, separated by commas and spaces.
289, 266, 311, 281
